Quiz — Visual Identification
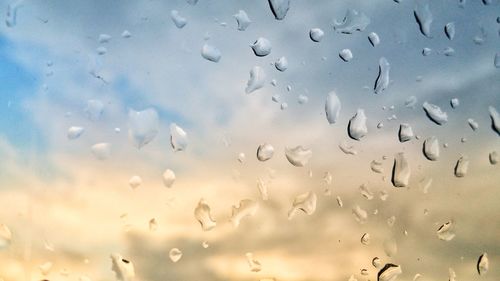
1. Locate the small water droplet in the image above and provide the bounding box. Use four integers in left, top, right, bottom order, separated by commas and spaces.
149, 218, 157, 231
454, 156, 469, 177
368, 32, 380, 47
489, 151, 498, 165
246, 252, 262, 272
339, 141, 357, 155
495, 53, 500, 68
360, 184, 374, 200
0, 224, 12, 249
309, 28, 324, 42
246, 66, 266, 93
194, 199, 216, 231
336, 196, 343, 207
450, 98, 460, 108
339, 49, 353, 62
405, 96, 417, 108
448, 268, 457, 281
288, 191, 317, 219
383, 238, 398, 257
128, 176, 142, 189
91, 143, 111, 160
128, 108, 159, 149
275, 56, 288, 72
98, 34, 112, 43
371, 160, 384, 173
372, 257, 381, 268
437, 220, 455, 241
121, 30, 132, 38
251, 37, 272, 57
171, 10, 187, 28
257, 178, 269, 201
333, 9, 370, 34
445, 22, 455, 40
67, 126, 85, 140
234, 10, 251, 31
257, 143, 274, 161
285, 146, 312, 167
201, 44, 221, 62
352, 205, 368, 224
361, 233, 371, 245
489, 106, 500, 135
467, 118, 479, 131
477, 253, 489, 275
325, 91, 342, 124
85, 99, 104, 121
170, 123, 188, 152
387, 216, 396, 227
422, 48, 432, 56
169, 248, 182, 263
162, 169, 176, 188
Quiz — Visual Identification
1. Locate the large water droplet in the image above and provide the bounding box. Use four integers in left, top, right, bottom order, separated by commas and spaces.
67, 126, 85, 140
489, 106, 500, 135
234, 10, 251, 31
128, 108, 159, 149
368, 32, 380, 47
257, 143, 274, 161
414, 0, 433, 37
325, 91, 341, 124
392, 152, 410, 187
423, 102, 448, 125
268, 0, 290, 20
162, 169, 176, 188
437, 221, 455, 241
454, 156, 469, 177
246, 66, 266, 94
110, 254, 135, 281
348, 109, 368, 140
398, 123, 414, 142
285, 146, 312, 167
477, 253, 489, 275
171, 10, 187, 28
288, 191, 317, 219
230, 199, 259, 227
275, 56, 288, 72
194, 199, 216, 231
445, 22, 455, 40
91, 143, 111, 160
374, 57, 390, 94
378, 263, 402, 281
423, 136, 439, 161
251, 37, 272, 57
309, 28, 324, 42
169, 248, 182, 263
170, 123, 188, 152
333, 9, 370, 34
201, 44, 221, 62
339, 49, 353, 62
0, 224, 12, 249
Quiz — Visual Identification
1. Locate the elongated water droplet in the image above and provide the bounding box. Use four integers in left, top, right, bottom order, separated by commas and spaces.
339, 49, 353, 62
169, 248, 182, 263
110, 254, 135, 281
339, 141, 357, 155
162, 169, 175, 188
423, 136, 439, 161
201, 44, 221, 62
171, 10, 187, 28
489, 151, 498, 165
423, 102, 448, 125
392, 152, 410, 187
309, 28, 324, 42
334, 9, 370, 34
368, 32, 380, 47
194, 199, 216, 231
325, 91, 341, 124
437, 221, 455, 241
467, 118, 479, 131
170, 123, 188, 152
398, 123, 414, 142
0, 224, 12, 249
67, 126, 85, 140
246, 66, 266, 94
128, 108, 159, 149
246, 253, 262, 272
414, 0, 433, 37
257, 143, 274, 161
288, 191, 317, 219
348, 109, 368, 140
230, 199, 259, 227
336, 196, 343, 207
477, 253, 489, 275
378, 263, 402, 281
268, 0, 290, 20
275, 56, 288, 71
285, 146, 312, 167
128, 176, 142, 189
361, 233, 371, 245
91, 143, 111, 160
445, 22, 455, 40
352, 205, 368, 224
251, 37, 272, 57
489, 106, 500, 135
374, 57, 390, 94
234, 10, 251, 31
85, 99, 104, 121
454, 156, 468, 177
450, 98, 459, 108
383, 238, 398, 257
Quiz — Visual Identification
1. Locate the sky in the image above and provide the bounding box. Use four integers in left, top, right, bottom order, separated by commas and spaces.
0, 0, 499, 281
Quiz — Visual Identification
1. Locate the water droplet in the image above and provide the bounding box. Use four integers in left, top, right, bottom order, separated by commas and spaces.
246, 253, 262, 272
128, 108, 159, 149
443, 47, 455, 56
387, 216, 396, 227
309, 28, 324, 42
39, 261, 53, 275
234, 10, 251, 31
162, 169, 176, 188
448, 268, 457, 281
495, 53, 500, 68
288, 191, 317, 219
380, 190, 389, 201
333, 9, 370, 34
348, 109, 368, 140
477, 253, 489, 275
201, 44, 221, 62
251, 37, 272, 57
445, 22, 455, 40
398, 123, 414, 142
237, 152, 246, 163
423, 102, 448, 125
454, 156, 469, 177
467, 118, 479, 131
257, 178, 269, 200
404, 96, 417, 108
128, 176, 142, 189
202, 241, 209, 248
246, 66, 266, 94
121, 30, 132, 38
339, 49, 353, 62
383, 238, 398, 257
230, 199, 259, 227
377, 122, 384, 129
275, 56, 288, 72
170, 123, 188, 152
194, 199, 216, 231
91, 143, 111, 160
352, 205, 368, 224
360, 184, 374, 200
422, 47, 432, 56
374, 57, 390, 94
378, 263, 402, 281
336, 196, 343, 207
437, 221, 455, 241
268, 0, 290, 20
85, 99, 104, 121
392, 152, 410, 187
414, 0, 433, 37
0, 224, 12, 249
339, 141, 357, 155
110, 254, 135, 281
285, 146, 312, 167
450, 98, 460, 108
489, 106, 500, 135
67, 126, 85, 140
298, 94, 308, 104
489, 151, 498, 165
149, 218, 157, 231
372, 257, 381, 268
169, 248, 182, 263
5, 2, 19, 27
371, 160, 384, 173
325, 91, 342, 124
368, 32, 380, 47
361, 269, 369, 275
361, 233, 371, 245
99, 34, 112, 43
257, 143, 274, 161
171, 10, 187, 28
423, 136, 439, 161
96, 46, 107, 55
